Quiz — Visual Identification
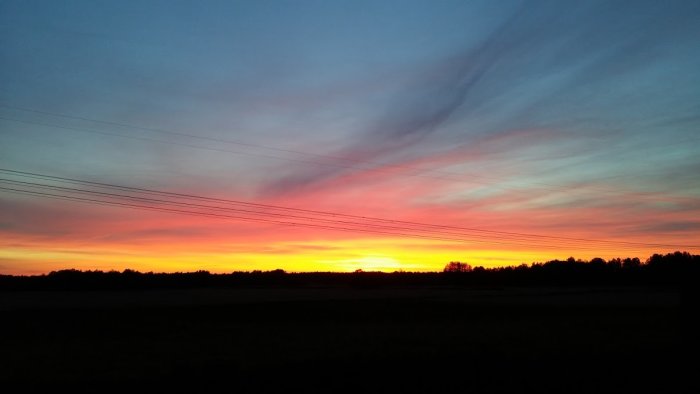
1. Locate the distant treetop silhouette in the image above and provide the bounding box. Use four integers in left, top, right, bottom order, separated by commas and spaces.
444, 261, 472, 273
0, 251, 697, 290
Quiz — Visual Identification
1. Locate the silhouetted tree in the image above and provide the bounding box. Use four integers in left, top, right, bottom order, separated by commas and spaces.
443, 261, 472, 273
607, 258, 622, 270
2, 251, 697, 291
622, 257, 641, 269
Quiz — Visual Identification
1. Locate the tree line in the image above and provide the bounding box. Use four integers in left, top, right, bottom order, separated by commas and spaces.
0, 251, 697, 290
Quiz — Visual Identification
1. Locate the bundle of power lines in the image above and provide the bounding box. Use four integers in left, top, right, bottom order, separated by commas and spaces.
1, 168, 696, 252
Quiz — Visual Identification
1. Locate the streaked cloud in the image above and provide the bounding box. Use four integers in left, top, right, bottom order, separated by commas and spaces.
1, 0, 698, 273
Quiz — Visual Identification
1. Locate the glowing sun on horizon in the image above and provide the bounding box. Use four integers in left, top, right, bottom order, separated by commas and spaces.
341, 256, 403, 272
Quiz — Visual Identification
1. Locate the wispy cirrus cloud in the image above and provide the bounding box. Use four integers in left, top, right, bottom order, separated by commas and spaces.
261, 0, 700, 197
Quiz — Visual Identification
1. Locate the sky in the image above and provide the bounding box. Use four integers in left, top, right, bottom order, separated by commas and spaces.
1, 0, 699, 274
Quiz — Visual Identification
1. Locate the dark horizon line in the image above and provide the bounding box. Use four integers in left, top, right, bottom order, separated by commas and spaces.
3, 250, 698, 278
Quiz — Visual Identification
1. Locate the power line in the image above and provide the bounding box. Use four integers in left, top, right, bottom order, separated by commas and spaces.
0, 168, 652, 246
0, 105, 518, 187
0, 103, 393, 168
0, 186, 473, 243
1, 168, 697, 250
0, 116, 484, 186
0, 106, 691, 201
0, 116, 687, 205
0, 178, 497, 239
1, 168, 689, 249
0, 185, 588, 250
1, 103, 547, 184
0, 177, 613, 249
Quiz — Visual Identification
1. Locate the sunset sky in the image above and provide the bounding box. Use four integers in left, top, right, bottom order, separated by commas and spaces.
1, 0, 699, 274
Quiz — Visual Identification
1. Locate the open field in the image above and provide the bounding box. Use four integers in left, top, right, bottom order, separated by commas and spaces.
0, 286, 685, 393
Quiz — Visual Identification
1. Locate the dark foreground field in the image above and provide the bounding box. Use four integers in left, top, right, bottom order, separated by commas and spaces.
0, 286, 688, 393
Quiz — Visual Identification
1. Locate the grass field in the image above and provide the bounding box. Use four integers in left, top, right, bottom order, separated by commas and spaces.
0, 286, 684, 393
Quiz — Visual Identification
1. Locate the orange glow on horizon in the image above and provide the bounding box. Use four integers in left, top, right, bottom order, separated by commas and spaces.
1, 164, 697, 275
0, 232, 682, 275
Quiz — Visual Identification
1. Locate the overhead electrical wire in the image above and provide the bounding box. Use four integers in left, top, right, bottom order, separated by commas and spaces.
1, 168, 697, 251
0, 116, 687, 205
0, 169, 670, 246
0, 177, 609, 250
0, 186, 646, 252
0, 116, 493, 186
0, 105, 693, 201
0, 185, 506, 245
0, 103, 539, 184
